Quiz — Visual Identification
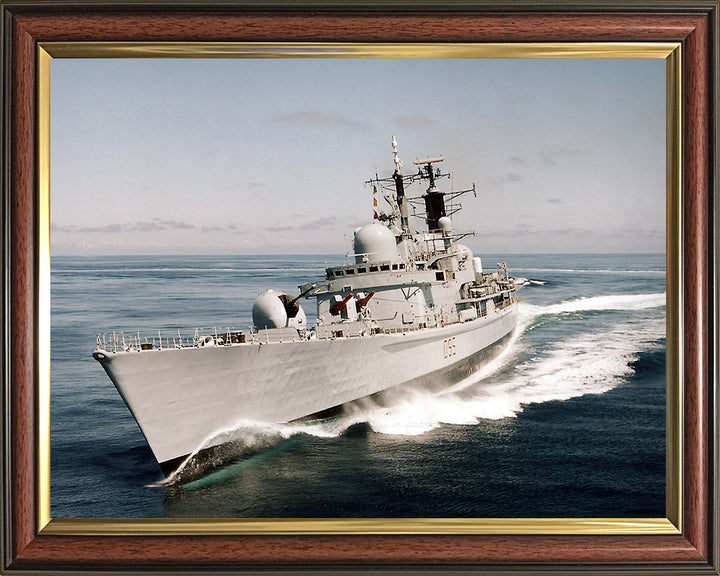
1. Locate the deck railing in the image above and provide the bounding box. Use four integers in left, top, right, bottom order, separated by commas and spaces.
95, 326, 253, 353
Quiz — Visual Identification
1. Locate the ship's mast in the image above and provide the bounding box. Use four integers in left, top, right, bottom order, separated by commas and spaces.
367, 138, 470, 233
392, 135, 410, 233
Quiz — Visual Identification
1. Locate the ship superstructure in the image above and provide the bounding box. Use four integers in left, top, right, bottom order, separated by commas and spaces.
93, 138, 519, 476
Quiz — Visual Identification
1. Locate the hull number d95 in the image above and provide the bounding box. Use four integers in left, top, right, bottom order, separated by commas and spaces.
443, 337, 456, 359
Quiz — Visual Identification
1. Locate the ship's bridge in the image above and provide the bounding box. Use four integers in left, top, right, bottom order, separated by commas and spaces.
326, 260, 408, 280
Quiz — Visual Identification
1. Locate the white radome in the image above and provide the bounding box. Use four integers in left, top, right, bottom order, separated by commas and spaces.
438, 216, 452, 233
455, 243, 473, 260
353, 223, 400, 263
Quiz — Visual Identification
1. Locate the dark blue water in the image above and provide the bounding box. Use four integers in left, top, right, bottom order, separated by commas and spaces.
51, 254, 666, 518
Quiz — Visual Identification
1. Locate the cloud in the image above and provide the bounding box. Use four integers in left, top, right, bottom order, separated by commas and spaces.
264, 225, 295, 232
609, 225, 664, 239
508, 156, 526, 166
134, 222, 166, 232
476, 225, 662, 249
51, 223, 78, 232
474, 225, 588, 238
152, 218, 195, 230
52, 219, 197, 233
485, 172, 522, 187
345, 219, 372, 230
546, 198, 562, 204
172, 221, 195, 230
261, 216, 341, 233
539, 147, 583, 167
394, 115, 434, 128
200, 225, 226, 233
297, 216, 338, 231
272, 111, 360, 128
51, 222, 125, 233
539, 150, 558, 166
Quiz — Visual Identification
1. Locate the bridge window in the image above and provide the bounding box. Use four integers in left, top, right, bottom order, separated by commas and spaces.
358, 267, 367, 273
391, 264, 398, 270
369, 266, 379, 272
335, 270, 344, 276
436, 271, 445, 281
380, 264, 390, 271
346, 268, 355, 275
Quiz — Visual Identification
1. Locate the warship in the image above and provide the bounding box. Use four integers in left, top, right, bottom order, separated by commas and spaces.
93, 137, 519, 476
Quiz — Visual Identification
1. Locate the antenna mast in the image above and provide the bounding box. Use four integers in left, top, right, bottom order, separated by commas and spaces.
391, 135, 410, 233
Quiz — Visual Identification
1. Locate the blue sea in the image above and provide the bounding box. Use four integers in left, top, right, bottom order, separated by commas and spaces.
50, 254, 666, 518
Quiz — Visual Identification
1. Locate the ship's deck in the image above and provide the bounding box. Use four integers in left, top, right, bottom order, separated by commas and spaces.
95, 296, 517, 355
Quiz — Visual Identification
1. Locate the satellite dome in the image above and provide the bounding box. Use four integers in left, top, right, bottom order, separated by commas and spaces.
438, 216, 452, 234
353, 223, 399, 264
455, 243, 473, 261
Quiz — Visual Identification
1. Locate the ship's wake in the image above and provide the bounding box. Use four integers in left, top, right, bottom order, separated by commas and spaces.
159, 291, 665, 486
321, 291, 666, 435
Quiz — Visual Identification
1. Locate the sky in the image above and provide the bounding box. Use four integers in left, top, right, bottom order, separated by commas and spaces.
50, 57, 666, 255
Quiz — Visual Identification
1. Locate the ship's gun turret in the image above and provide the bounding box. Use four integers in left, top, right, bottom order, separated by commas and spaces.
252, 289, 307, 330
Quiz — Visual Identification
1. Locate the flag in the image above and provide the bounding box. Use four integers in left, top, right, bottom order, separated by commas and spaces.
373, 211, 378, 220
373, 197, 377, 207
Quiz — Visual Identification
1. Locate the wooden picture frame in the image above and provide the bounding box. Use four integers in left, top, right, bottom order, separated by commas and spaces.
1, 1, 717, 573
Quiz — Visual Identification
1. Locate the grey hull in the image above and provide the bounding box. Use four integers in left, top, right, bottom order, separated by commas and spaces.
96, 303, 518, 472
157, 326, 515, 475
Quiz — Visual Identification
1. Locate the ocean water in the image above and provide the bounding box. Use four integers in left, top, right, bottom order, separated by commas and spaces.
50, 253, 666, 518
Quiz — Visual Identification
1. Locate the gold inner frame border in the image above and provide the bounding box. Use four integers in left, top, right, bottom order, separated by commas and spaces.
36, 41, 682, 536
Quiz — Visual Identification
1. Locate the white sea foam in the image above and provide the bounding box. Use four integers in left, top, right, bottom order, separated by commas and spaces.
157, 418, 342, 484
522, 292, 666, 316
324, 293, 665, 436
512, 268, 666, 275
339, 315, 664, 436
515, 277, 547, 286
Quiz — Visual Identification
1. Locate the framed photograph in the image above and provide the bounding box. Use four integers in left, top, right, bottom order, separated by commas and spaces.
2, 1, 717, 574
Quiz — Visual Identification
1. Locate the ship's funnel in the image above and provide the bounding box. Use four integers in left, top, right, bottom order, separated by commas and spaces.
416, 157, 446, 231
424, 188, 447, 231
